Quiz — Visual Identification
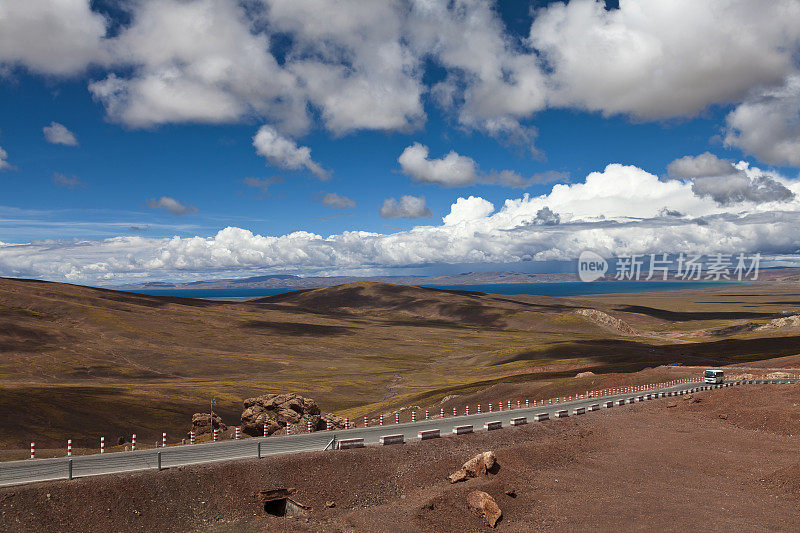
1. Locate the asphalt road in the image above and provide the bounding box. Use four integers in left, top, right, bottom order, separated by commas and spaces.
1, 378, 796, 487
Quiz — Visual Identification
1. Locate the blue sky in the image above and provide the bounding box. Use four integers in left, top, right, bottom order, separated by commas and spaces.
1, 1, 799, 284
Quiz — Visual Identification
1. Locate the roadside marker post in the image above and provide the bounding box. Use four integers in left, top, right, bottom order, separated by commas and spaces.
100, 436, 105, 453
411, 411, 416, 423
477, 404, 482, 413
326, 418, 333, 431
212, 429, 218, 442
30, 442, 34, 460
264, 423, 268, 437
440, 408, 444, 418
163, 432, 167, 447
380, 414, 384, 426
425, 410, 429, 420
190, 431, 196, 444
235, 426, 241, 440
132, 434, 136, 450
67, 439, 72, 457
345, 417, 350, 428
508, 400, 512, 410
395, 413, 400, 424
363, 416, 368, 427
488, 403, 493, 412
465, 405, 470, 415
452, 407, 457, 416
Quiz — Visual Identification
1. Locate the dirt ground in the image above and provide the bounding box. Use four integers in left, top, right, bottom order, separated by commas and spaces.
2, 383, 799, 532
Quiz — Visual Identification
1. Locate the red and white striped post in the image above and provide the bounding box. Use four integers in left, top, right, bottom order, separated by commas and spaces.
67, 439, 72, 457
264, 423, 268, 437
465, 405, 470, 415
452, 407, 457, 416
100, 436, 105, 453
525, 399, 529, 408
477, 404, 482, 413
425, 409, 429, 420
307, 420, 313, 432
440, 408, 444, 418
286, 423, 292, 435
212, 429, 218, 442
379, 414, 384, 426
395, 412, 400, 424
234, 426, 241, 440
190, 431, 196, 444
517, 400, 521, 409
132, 433, 136, 450
488, 402, 493, 412
30, 442, 34, 459
363, 416, 368, 427
411, 411, 416, 423
498, 401, 503, 411
326, 418, 333, 431
162, 432, 167, 447
345, 417, 350, 429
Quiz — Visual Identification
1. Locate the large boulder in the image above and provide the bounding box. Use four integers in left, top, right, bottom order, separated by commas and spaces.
466, 490, 502, 527
190, 413, 227, 436
449, 451, 498, 483
241, 393, 345, 436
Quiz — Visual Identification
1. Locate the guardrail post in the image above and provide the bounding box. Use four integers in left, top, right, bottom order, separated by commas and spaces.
257, 441, 262, 459
67, 459, 73, 480
157, 451, 162, 471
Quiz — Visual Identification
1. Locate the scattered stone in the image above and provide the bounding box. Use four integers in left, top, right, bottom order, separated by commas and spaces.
440, 394, 461, 405
683, 395, 693, 401
719, 413, 728, 420
325, 501, 336, 508
504, 489, 517, 498
666, 402, 678, 408
190, 413, 227, 437
467, 490, 502, 528
575, 371, 595, 378
449, 451, 498, 483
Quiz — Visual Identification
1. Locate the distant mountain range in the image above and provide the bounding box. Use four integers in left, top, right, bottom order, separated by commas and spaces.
111, 266, 800, 291
113, 271, 578, 290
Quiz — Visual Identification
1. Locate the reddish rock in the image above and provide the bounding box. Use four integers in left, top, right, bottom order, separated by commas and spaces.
449, 451, 497, 483
467, 490, 502, 527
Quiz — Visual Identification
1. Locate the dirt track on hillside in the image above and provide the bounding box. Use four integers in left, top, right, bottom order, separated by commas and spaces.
2, 384, 799, 532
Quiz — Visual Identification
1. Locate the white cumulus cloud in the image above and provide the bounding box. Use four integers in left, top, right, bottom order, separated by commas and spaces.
43, 122, 78, 146
253, 126, 328, 179
146, 196, 197, 216
380, 195, 432, 219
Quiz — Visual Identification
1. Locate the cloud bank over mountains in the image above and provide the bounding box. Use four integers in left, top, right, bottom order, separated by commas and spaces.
2, 161, 799, 282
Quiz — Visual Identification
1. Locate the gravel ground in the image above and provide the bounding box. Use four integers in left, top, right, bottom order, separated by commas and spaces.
1, 384, 799, 532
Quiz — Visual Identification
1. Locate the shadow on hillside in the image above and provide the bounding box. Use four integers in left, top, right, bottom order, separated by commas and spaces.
497, 335, 800, 366
614, 305, 786, 321
0, 323, 62, 353
240, 320, 358, 336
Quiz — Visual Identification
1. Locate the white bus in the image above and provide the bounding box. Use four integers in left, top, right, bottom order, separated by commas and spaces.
704, 369, 724, 384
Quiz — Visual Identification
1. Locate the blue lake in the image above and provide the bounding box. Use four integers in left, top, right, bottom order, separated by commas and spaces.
127, 280, 736, 299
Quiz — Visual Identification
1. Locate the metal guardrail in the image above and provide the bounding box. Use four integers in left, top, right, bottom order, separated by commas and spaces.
1, 378, 796, 487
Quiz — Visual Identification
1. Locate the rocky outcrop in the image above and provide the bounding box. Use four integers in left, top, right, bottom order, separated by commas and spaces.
240, 393, 346, 436
449, 451, 498, 483
190, 413, 227, 436
576, 308, 638, 336
467, 490, 502, 528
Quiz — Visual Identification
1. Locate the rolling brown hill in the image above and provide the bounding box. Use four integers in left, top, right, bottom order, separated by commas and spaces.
0, 276, 799, 451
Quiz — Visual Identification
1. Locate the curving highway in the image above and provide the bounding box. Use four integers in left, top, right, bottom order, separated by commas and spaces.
1, 378, 796, 488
